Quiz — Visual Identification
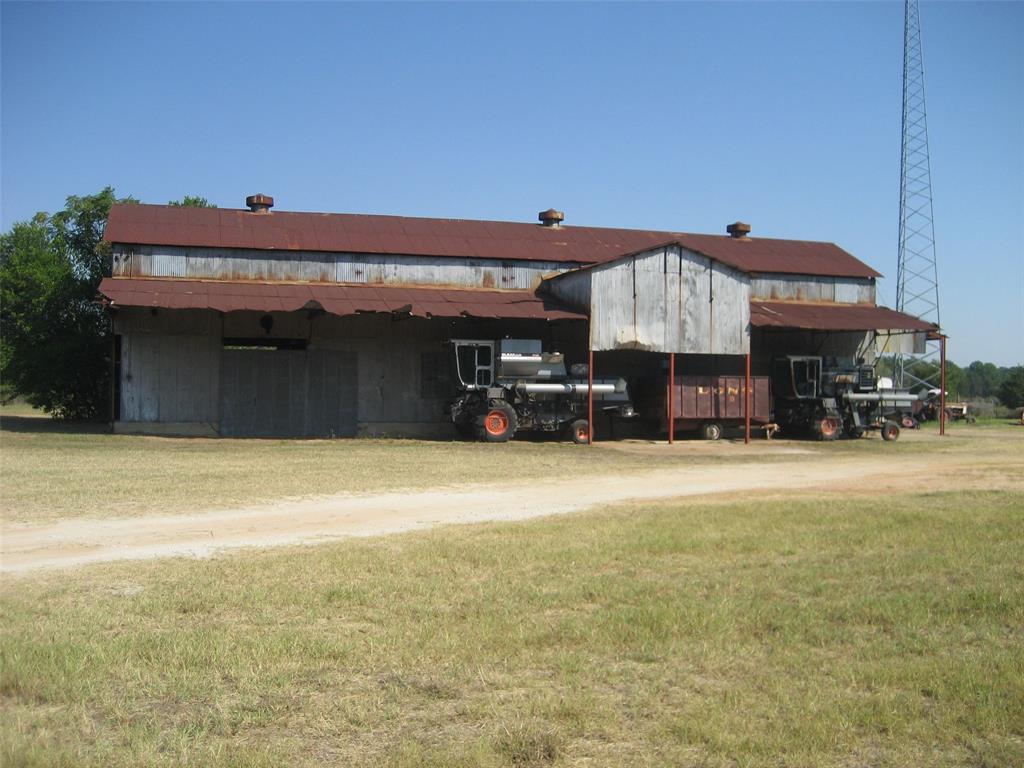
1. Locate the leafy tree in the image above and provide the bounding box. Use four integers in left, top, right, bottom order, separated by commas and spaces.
962, 360, 1006, 399
997, 367, 1024, 410
168, 195, 216, 208
0, 188, 136, 419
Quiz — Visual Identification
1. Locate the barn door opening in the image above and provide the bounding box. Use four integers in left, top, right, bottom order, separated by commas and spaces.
219, 343, 357, 437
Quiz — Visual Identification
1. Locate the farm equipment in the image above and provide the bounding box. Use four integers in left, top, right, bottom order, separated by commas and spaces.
447, 339, 635, 443
648, 375, 771, 440
771, 355, 926, 441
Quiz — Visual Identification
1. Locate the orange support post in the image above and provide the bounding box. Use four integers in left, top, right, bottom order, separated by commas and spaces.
940, 334, 947, 437
587, 348, 594, 445
744, 352, 751, 444
668, 353, 675, 445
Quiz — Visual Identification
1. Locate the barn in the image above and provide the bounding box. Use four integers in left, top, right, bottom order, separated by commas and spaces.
98, 196, 936, 439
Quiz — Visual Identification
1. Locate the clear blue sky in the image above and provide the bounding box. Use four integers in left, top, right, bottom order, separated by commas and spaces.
2, 1, 1021, 365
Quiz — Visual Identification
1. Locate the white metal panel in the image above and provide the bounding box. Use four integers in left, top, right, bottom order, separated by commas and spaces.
126, 246, 575, 289
752, 273, 875, 305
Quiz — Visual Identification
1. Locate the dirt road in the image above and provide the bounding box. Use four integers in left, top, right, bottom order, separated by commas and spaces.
5, 443, 1021, 574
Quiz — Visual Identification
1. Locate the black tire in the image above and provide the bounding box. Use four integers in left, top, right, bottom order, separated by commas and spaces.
881, 421, 900, 442
569, 418, 590, 445
814, 416, 841, 441
700, 422, 723, 441
476, 402, 517, 443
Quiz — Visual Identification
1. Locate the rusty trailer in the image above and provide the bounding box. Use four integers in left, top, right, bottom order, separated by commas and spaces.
654, 375, 771, 440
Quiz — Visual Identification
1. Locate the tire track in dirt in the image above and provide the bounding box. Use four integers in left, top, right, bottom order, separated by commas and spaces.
3, 450, 1021, 574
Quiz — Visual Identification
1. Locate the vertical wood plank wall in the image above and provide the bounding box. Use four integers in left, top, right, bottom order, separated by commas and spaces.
114, 309, 588, 437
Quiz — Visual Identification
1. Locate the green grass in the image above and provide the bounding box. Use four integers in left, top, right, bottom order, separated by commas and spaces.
4, 402, 1018, 524
3, 489, 1022, 767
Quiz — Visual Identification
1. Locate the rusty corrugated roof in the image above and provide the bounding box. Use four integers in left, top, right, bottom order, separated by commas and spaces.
750, 301, 936, 332
104, 204, 881, 279
97, 278, 585, 321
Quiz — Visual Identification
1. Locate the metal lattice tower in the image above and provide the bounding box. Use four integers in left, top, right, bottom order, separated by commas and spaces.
895, 0, 941, 390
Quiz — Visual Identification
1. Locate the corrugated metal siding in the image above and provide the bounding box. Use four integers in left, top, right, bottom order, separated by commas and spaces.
751, 329, 877, 375
540, 268, 592, 314
584, 246, 749, 354
751, 274, 875, 304
113, 245, 572, 290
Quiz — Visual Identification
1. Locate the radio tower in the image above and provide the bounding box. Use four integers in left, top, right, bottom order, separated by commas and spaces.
895, 0, 941, 389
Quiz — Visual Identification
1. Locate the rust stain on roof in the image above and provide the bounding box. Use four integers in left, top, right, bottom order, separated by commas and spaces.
750, 300, 936, 332
104, 204, 882, 279
98, 278, 586, 321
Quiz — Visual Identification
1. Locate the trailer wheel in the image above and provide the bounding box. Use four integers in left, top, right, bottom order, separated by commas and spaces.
569, 419, 590, 445
814, 416, 841, 441
881, 421, 900, 442
901, 415, 917, 429
478, 403, 517, 443
700, 422, 723, 441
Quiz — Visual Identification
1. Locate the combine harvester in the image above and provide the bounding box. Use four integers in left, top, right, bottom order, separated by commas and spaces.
447, 339, 635, 443
770, 355, 927, 441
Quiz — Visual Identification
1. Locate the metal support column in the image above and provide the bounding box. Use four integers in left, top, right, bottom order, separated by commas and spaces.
744, 353, 751, 444
587, 348, 594, 445
668, 353, 675, 445
939, 334, 947, 436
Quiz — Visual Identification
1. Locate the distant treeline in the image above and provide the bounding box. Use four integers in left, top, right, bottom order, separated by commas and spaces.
876, 357, 1024, 409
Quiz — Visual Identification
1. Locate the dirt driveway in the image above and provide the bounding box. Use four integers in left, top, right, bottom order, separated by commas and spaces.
5, 434, 1022, 575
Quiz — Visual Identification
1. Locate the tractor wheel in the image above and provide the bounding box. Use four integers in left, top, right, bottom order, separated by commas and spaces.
569, 418, 590, 445
881, 421, 901, 442
901, 415, 918, 429
700, 422, 723, 441
477, 403, 517, 443
814, 416, 841, 441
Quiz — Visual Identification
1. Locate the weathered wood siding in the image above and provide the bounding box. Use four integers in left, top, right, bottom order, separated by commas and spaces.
219, 348, 358, 437
113, 308, 587, 436
112, 245, 571, 290
120, 333, 220, 423
545, 246, 750, 355
750, 274, 875, 304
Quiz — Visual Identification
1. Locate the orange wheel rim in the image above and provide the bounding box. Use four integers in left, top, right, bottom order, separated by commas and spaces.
485, 412, 509, 435
577, 426, 588, 440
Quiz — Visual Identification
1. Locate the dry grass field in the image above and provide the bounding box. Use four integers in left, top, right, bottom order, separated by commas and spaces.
2, 409, 1023, 767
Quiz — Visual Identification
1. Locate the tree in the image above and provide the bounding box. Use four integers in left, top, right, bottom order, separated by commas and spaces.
997, 367, 1024, 410
0, 188, 136, 419
168, 195, 216, 208
962, 360, 1006, 399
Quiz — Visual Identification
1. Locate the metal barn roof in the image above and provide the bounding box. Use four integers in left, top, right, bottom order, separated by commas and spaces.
750, 301, 936, 332
104, 204, 881, 279
97, 278, 585, 321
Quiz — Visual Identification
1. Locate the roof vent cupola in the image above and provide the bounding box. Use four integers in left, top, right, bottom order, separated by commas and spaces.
246, 194, 274, 214
538, 208, 564, 228
726, 221, 751, 239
